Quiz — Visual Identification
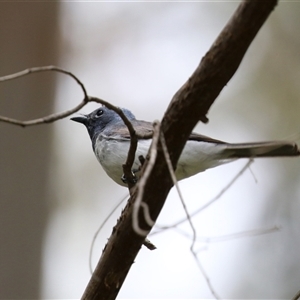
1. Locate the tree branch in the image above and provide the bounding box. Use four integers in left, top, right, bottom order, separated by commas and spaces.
0, 65, 88, 98
81, 1, 278, 299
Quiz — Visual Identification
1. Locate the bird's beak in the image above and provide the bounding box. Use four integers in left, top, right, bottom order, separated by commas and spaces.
70, 115, 87, 125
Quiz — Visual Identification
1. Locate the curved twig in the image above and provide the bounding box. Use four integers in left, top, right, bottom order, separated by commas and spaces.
0, 65, 88, 98
0, 100, 87, 127
0, 66, 89, 126
0, 67, 138, 187
132, 121, 160, 236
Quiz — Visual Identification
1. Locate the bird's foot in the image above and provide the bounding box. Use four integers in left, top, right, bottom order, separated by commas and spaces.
121, 169, 139, 185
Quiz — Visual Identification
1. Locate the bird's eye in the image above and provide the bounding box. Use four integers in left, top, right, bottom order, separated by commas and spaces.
95, 109, 103, 118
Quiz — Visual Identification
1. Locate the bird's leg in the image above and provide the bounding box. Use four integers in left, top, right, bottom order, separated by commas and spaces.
121, 168, 139, 184
138, 155, 146, 166
121, 156, 145, 184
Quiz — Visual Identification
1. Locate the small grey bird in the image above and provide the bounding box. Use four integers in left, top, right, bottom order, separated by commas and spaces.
71, 106, 300, 186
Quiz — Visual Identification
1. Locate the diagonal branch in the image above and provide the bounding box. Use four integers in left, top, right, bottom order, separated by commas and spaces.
81, 1, 279, 300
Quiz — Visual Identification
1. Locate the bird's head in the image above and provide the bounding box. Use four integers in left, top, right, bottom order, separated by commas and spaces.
71, 106, 136, 141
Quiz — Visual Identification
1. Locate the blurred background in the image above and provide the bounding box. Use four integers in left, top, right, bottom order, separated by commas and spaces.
1, 1, 300, 299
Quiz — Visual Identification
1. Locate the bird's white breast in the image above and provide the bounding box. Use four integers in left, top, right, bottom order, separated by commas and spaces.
94, 136, 229, 186
94, 136, 152, 186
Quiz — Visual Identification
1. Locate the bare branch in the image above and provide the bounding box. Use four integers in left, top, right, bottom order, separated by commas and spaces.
0, 67, 139, 187
0, 66, 89, 126
132, 121, 160, 236
0, 100, 88, 127
0, 65, 88, 98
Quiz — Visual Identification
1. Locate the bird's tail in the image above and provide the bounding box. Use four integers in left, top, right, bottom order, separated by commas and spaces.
222, 141, 300, 158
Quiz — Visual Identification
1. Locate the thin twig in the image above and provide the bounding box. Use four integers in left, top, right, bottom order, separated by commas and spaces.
159, 131, 220, 299
143, 238, 157, 250
159, 131, 196, 239
0, 66, 139, 186
191, 251, 220, 300
153, 159, 253, 234
0, 65, 88, 98
0, 66, 89, 127
132, 121, 160, 236
89, 190, 157, 274
89, 193, 128, 274
0, 100, 88, 127
172, 225, 279, 244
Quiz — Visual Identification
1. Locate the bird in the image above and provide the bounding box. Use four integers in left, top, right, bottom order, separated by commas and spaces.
71, 106, 300, 186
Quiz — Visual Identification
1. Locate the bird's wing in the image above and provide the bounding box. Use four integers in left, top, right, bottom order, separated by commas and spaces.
115, 121, 227, 143
134, 120, 154, 138
111, 120, 154, 140
133, 123, 227, 143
